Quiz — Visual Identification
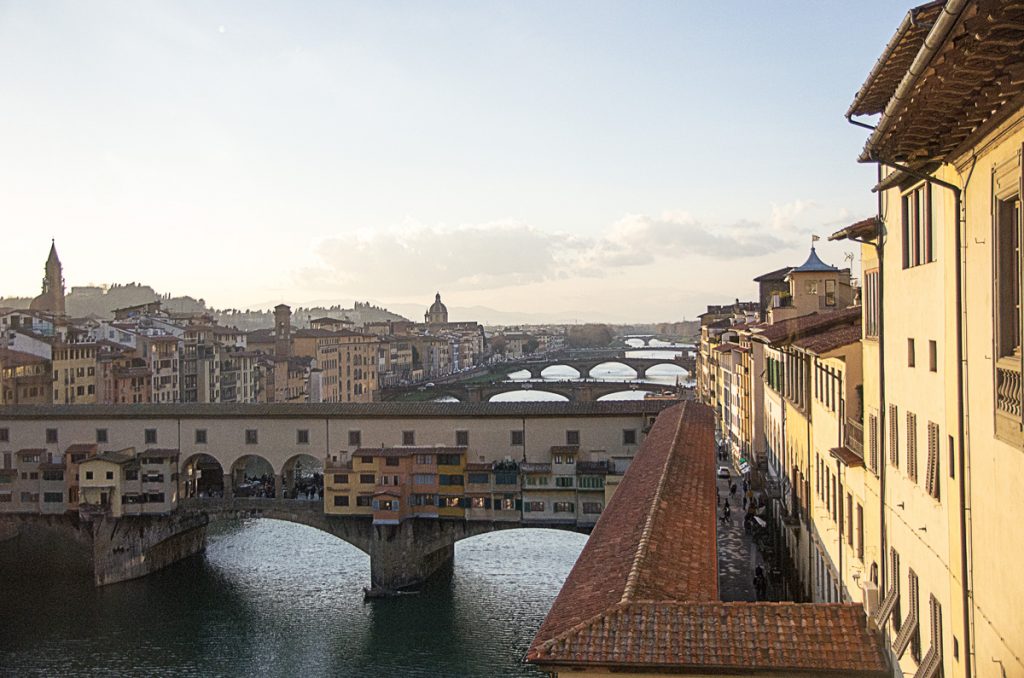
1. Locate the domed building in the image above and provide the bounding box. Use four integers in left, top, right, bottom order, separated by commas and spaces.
424, 292, 448, 325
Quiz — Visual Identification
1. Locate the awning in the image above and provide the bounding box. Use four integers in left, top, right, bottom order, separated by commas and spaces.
830, 446, 865, 467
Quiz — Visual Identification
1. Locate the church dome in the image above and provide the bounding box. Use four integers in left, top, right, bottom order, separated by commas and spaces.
425, 292, 449, 324
428, 292, 447, 315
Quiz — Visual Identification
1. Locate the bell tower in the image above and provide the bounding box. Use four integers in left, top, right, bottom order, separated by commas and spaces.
29, 240, 66, 315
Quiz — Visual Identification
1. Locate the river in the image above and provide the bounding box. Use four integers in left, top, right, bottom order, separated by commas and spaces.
0, 520, 587, 677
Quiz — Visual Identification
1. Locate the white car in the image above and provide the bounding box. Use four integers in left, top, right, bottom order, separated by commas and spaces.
717, 466, 731, 479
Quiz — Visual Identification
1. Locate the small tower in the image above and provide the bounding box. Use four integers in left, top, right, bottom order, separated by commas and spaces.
274, 304, 292, 358
29, 240, 66, 316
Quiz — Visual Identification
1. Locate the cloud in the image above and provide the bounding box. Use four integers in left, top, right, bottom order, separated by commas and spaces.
297, 204, 822, 297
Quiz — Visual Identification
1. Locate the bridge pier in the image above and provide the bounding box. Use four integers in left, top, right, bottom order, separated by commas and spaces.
367, 519, 457, 591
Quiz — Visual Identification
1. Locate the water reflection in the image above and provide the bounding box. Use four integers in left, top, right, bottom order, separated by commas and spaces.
0, 520, 586, 678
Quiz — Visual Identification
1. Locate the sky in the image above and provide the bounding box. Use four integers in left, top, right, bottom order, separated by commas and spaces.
1, 1, 904, 323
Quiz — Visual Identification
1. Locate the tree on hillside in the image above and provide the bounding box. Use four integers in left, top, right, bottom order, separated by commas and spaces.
566, 324, 613, 348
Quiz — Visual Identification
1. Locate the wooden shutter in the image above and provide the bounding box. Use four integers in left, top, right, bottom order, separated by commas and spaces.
907, 412, 918, 482
869, 414, 879, 474
889, 405, 899, 467
926, 422, 941, 500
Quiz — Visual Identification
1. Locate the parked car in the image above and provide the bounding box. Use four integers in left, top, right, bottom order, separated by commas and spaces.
717, 466, 731, 479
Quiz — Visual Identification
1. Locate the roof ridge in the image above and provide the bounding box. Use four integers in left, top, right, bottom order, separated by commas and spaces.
619, 401, 687, 605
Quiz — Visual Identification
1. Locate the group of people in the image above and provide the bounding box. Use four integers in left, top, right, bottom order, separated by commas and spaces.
717, 469, 771, 601
291, 472, 324, 501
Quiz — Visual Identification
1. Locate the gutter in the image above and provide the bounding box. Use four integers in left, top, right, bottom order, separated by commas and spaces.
859, 0, 970, 163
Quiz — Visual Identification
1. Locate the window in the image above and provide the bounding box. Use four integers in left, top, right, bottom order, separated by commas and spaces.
43, 492, 63, 503
555, 476, 574, 488
623, 429, 637, 445
414, 455, 434, 466
402, 430, 415, 446
360, 456, 373, 464
144, 429, 157, 445
889, 405, 899, 467
437, 454, 461, 466
333, 474, 349, 484
195, 429, 207, 444
334, 495, 350, 507
46, 428, 58, 444
96, 428, 108, 444
455, 430, 469, 446
297, 429, 309, 444
928, 340, 937, 372
582, 502, 603, 514
245, 429, 258, 445
994, 189, 1020, 359
566, 430, 580, 446
846, 493, 853, 547
470, 496, 488, 509
891, 548, 902, 633
348, 430, 361, 447
926, 422, 941, 500
906, 412, 918, 483
42, 470, 63, 481
825, 279, 836, 306
856, 503, 864, 560
523, 501, 545, 512
467, 472, 489, 484
356, 495, 372, 507
864, 270, 880, 338
907, 339, 915, 368
510, 430, 524, 446
359, 474, 375, 484
901, 183, 933, 268
0, 428, 7, 442
105, 471, 114, 480
439, 474, 463, 486
578, 476, 605, 489
553, 501, 575, 513
85, 471, 93, 480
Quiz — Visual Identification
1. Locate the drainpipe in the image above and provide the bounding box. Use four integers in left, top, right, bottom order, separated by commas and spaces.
868, 158, 970, 678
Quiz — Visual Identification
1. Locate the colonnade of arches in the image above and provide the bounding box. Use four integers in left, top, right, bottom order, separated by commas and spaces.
180, 452, 324, 500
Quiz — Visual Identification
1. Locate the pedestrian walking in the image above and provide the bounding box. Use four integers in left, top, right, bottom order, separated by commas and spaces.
730, 482, 737, 498
723, 503, 731, 521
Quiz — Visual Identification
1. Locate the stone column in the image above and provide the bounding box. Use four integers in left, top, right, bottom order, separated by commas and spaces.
222, 473, 233, 499
368, 519, 456, 591
274, 474, 284, 500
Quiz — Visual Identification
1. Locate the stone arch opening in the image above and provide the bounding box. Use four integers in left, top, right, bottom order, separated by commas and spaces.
281, 453, 324, 500
180, 453, 225, 499
488, 390, 570, 402
539, 365, 581, 380
588, 361, 639, 380
230, 454, 277, 498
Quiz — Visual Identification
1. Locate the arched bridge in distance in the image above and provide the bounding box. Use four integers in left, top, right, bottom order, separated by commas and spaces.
499, 354, 695, 380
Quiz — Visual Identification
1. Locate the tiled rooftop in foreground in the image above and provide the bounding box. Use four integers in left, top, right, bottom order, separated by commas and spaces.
526, 402, 888, 676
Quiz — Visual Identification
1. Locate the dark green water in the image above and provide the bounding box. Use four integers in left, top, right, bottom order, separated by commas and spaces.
0, 520, 587, 677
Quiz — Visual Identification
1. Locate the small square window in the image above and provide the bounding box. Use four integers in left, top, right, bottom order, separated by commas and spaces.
46, 428, 58, 444
907, 338, 916, 368
96, 428, 108, 444
402, 431, 415, 446
455, 430, 469, 446
85, 471, 93, 480
928, 340, 937, 372
297, 429, 310, 444
623, 429, 637, 445
105, 471, 114, 480
144, 429, 157, 445
195, 429, 207, 445
0, 428, 8, 443
566, 430, 580, 446
511, 430, 524, 446
349, 430, 361, 447
245, 429, 258, 445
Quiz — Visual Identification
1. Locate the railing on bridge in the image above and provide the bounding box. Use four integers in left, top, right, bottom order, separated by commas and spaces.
181, 497, 323, 512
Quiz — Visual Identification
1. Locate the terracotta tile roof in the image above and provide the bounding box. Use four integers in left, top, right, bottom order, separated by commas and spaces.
830, 216, 881, 242
0, 349, 49, 368
549, 445, 579, 453
533, 601, 887, 673
465, 462, 492, 471
356, 446, 465, 458
847, 1, 944, 117
0, 400, 674, 420
830, 446, 865, 468
792, 321, 862, 355
527, 401, 888, 675
64, 443, 98, 455
752, 266, 793, 283
756, 308, 860, 346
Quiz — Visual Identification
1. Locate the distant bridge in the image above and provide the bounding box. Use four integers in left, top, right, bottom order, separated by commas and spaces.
498, 354, 695, 380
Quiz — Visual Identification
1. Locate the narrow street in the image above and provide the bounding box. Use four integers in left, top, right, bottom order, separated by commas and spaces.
716, 471, 757, 602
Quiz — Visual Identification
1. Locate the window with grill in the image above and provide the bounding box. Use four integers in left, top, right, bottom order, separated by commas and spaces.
455, 430, 469, 446
510, 430, 524, 446
348, 430, 361, 447
297, 429, 309, 444
245, 429, 258, 445
566, 430, 580, 446
144, 429, 157, 445
402, 431, 415, 446
906, 412, 918, 482
889, 405, 899, 467
926, 421, 941, 500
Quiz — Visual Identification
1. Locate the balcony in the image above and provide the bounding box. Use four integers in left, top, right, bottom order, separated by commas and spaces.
996, 356, 1022, 445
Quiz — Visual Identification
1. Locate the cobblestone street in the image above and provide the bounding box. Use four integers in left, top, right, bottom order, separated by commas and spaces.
716, 472, 757, 602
